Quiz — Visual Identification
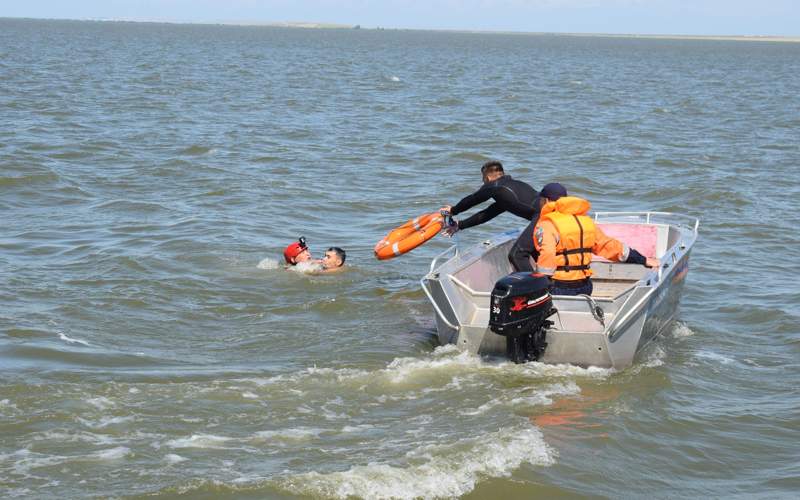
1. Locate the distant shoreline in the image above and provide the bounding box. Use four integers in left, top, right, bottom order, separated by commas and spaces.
3, 16, 799, 43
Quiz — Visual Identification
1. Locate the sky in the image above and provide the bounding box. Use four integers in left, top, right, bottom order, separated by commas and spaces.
2, 0, 798, 36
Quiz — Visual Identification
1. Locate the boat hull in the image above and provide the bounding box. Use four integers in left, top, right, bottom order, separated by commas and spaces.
421, 212, 698, 370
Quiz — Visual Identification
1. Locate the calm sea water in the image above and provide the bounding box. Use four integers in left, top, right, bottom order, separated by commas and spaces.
1, 18, 799, 499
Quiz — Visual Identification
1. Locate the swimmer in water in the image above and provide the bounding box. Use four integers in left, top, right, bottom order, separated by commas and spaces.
283, 238, 345, 273
283, 237, 313, 267
318, 246, 346, 273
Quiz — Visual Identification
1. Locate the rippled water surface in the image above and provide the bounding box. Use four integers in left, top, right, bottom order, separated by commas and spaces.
1, 18, 799, 498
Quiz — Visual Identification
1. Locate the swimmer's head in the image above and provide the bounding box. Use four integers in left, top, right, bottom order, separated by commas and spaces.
284, 237, 311, 265
322, 247, 346, 269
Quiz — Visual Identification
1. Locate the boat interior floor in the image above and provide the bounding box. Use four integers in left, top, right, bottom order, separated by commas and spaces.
588, 278, 640, 300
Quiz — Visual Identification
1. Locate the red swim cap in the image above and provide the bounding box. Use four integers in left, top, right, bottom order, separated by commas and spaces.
283, 242, 305, 264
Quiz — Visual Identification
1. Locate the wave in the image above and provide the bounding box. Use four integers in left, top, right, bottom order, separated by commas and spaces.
77, 415, 135, 429
671, 322, 695, 338
279, 424, 554, 499
253, 427, 324, 442
1, 344, 173, 369
641, 344, 666, 368
0, 172, 60, 187
58, 332, 90, 346
85, 396, 116, 410
461, 381, 581, 416
92, 199, 170, 213
86, 446, 130, 461
179, 145, 217, 156
1, 446, 131, 476
0, 398, 19, 413
693, 350, 737, 366
238, 345, 611, 393
165, 434, 235, 449
164, 453, 188, 464
29, 429, 121, 446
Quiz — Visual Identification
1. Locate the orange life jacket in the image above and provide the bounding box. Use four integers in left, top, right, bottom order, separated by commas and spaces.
539, 197, 597, 281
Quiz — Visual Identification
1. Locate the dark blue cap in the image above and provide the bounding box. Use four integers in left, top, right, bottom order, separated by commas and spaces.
540, 183, 567, 201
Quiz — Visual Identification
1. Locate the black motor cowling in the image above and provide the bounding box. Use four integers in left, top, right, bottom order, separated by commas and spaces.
489, 272, 556, 364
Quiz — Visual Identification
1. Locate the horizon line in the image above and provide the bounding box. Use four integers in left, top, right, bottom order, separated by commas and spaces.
3, 16, 799, 42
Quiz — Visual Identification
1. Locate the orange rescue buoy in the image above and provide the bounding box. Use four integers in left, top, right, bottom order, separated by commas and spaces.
374, 212, 444, 260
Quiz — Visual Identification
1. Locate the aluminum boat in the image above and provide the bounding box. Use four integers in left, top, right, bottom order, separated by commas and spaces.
420, 212, 699, 369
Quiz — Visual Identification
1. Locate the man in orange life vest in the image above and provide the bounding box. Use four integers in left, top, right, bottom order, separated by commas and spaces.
533, 184, 659, 296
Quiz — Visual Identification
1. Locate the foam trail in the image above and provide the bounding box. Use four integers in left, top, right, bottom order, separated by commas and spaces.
2, 446, 130, 475
85, 397, 115, 410
385, 345, 612, 383
166, 434, 234, 449
462, 381, 581, 416
164, 454, 187, 464
236, 344, 611, 391
672, 322, 695, 337
288, 261, 324, 274
253, 427, 323, 442
257, 257, 280, 270
281, 424, 554, 499
642, 345, 666, 368
694, 350, 736, 365
88, 446, 130, 461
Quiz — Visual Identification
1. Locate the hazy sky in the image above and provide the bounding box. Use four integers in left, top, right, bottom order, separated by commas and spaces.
2, 0, 798, 36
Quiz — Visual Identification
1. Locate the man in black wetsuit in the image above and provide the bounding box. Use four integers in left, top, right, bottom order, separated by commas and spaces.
441, 161, 541, 272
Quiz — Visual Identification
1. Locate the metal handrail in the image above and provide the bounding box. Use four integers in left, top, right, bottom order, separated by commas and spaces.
593, 211, 700, 235
603, 253, 667, 336
579, 294, 606, 327
429, 244, 458, 273
601, 285, 637, 331
449, 275, 492, 297
419, 277, 459, 330
605, 286, 656, 338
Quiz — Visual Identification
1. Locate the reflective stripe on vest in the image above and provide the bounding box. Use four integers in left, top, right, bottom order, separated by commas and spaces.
542, 211, 597, 281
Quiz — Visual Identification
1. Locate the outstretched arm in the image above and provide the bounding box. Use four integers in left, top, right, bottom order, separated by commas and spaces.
593, 227, 659, 268
626, 248, 659, 268
457, 203, 504, 230
449, 183, 494, 217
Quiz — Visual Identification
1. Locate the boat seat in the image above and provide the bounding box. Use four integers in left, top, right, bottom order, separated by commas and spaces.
590, 278, 639, 299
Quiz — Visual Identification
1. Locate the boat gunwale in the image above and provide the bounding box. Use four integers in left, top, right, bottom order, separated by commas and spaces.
425, 211, 699, 280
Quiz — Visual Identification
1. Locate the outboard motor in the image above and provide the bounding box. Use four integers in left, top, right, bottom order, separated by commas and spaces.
489, 272, 556, 364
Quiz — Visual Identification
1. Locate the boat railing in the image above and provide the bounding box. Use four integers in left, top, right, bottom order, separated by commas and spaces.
429, 244, 458, 273
422, 244, 464, 330
419, 276, 459, 330
593, 211, 700, 236
449, 274, 492, 297
605, 287, 656, 339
